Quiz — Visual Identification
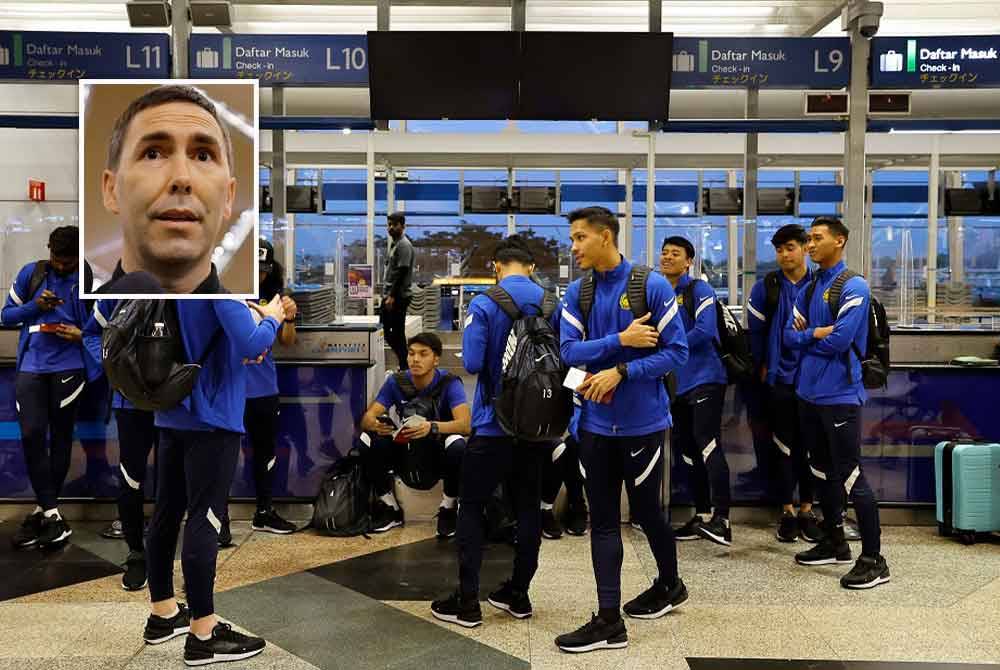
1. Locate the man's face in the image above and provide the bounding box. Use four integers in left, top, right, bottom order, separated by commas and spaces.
807, 225, 843, 265
102, 100, 235, 279
406, 343, 438, 376
387, 219, 404, 240
659, 244, 691, 279
775, 240, 806, 273
48, 253, 78, 278
569, 219, 607, 270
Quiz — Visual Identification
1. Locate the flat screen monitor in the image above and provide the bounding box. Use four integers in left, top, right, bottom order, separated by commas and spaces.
944, 188, 984, 216
518, 32, 672, 121
704, 188, 742, 215
368, 31, 519, 120
286, 186, 319, 214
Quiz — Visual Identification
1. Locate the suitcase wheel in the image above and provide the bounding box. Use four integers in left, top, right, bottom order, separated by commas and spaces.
958, 531, 977, 546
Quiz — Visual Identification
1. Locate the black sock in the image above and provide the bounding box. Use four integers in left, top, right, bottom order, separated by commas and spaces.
598, 608, 621, 624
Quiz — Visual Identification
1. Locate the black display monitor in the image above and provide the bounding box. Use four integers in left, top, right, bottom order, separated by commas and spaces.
517, 32, 673, 121
368, 31, 520, 120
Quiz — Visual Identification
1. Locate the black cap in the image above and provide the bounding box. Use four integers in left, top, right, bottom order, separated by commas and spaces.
258, 238, 275, 273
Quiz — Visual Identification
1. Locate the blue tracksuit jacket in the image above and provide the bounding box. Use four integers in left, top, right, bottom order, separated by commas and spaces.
672, 273, 727, 396
560, 257, 688, 437
747, 269, 812, 387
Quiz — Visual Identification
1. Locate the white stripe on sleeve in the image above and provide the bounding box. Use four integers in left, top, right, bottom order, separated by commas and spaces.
694, 296, 714, 319
9, 285, 23, 306
562, 308, 585, 336
657, 299, 678, 333
93, 303, 108, 328
837, 296, 864, 317
746, 301, 766, 322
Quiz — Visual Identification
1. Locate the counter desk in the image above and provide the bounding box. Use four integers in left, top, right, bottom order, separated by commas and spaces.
0, 324, 997, 506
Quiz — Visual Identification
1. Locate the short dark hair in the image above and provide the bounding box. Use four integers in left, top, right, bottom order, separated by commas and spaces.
811, 216, 850, 240
567, 206, 619, 245
492, 234, 534, 266
662, 235, 695, 259
771, 224, 808, 248
388, 212, 406, 227
106, 84, 234, 172
48, 226, 79, 257
407, 331, 442, 357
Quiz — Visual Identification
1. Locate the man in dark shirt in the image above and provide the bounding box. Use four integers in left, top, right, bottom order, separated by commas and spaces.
381, 212, 415, 370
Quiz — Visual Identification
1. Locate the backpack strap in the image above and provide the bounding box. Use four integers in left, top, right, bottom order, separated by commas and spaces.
578, 270, 596, 326
763, 270, 782, 323
25, 260, 48, 302
626, 265, 651, 318
803, 275, 821, 317
540, 288, 558, 320
682, 279, 697, 321
485, 285, 522, 321
826, 270, 858, 318
393, 370, 419, 400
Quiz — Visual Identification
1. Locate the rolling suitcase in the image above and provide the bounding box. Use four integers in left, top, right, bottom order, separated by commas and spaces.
935, 441, 1000, 544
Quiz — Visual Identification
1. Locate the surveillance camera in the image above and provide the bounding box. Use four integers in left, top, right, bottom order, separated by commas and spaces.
841, 1, 884, 39
857, 12, 881, 38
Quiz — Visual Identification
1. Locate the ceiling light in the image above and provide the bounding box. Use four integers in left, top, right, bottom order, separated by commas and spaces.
126, 1, 170, 28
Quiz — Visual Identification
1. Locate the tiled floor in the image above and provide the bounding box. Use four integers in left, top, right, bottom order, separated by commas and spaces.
1, 515, 999, 669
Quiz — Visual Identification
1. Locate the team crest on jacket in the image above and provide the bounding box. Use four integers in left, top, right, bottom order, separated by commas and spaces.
822, 288, 830, 302
677, 293, 685, 306
619, 293, 630, 310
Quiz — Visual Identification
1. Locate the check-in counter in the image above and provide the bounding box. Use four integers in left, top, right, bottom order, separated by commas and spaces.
2, 324, 998, 506
0, 321, 385, 502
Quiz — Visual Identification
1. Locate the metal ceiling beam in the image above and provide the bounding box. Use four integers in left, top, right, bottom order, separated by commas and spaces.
648, 0, 661, 32
802, 0, 847, 36
511, 0, 524, 30
228, 0, 513, 5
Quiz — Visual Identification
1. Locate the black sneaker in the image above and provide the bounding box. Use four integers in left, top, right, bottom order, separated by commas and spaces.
122, 550, 148, 591
488, 580, 533, 619
841, 554, 890, 590
673, 516, 702, 541
370, 500, 404, 533
776, 512, 798, 543
623, 578, 688, 619
251, 509, 296, 534
555, 614, 628, 653
695, 515, 732, 547
542, 509, 563, 540
101, 519, 125, 540
183, 622, 266, 666
144, 603, 192, 644
11, 511, 43, 548
431, 591, 483, 628
795, 538, 853, 566
564, 502, 588, 536
217, 520, 233, 548
436, 506, 457, 539
37, 515, 72, 548
843, 515, 862, 542
798, 511, 824, 543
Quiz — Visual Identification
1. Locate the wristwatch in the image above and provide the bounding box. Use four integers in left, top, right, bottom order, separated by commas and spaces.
615, 362, 629, 380
430, 422, 440, 437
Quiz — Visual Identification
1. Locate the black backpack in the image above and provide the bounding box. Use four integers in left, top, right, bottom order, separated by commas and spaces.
803, 270, 890, 390
681, 279, 754, 383
392, 371, 459, 490
311, 448, 373, 537
485, 285, 571, 442
101, 299, 223, 411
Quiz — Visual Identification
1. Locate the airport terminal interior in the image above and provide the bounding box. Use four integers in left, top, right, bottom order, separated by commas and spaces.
2, 1, 1000, 668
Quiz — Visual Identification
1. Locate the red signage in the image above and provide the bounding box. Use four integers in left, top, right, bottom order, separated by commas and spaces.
28, 178, 45, 202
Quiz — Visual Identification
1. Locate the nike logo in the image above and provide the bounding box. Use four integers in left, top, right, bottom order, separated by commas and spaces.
834, 421, 847, 428
695, 397, 708, 404
630, 449, 644, 457
61, 376, 74, 384
534, 353, 553, 363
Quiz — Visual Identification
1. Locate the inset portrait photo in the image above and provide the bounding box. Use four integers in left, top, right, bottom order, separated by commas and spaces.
79, 79, 259, 299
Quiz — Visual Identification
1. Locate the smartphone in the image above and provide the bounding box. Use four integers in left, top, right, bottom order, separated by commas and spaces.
376, 414, 395, 426
38, 322, 63, 333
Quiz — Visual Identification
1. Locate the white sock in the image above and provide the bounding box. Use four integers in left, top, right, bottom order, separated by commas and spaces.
32, 506, 43, 515
380, 493, 399, 510
440, 495, 457, 510
540, 501, 554, 511
159, 606, 179, 619
196, 631, 213, 641
43, 508, 60, 520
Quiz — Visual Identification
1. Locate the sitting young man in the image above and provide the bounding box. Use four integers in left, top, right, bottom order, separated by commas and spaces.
358, 332, 471, 537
